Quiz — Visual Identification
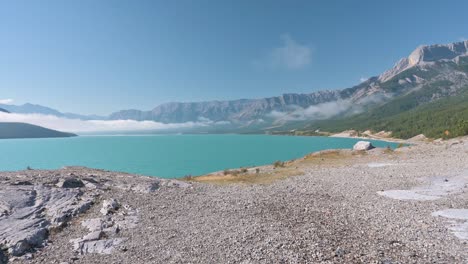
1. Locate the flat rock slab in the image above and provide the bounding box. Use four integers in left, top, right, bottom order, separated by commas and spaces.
81, 218, 109, 232
377, 190, 440, 201
74, 238, 126, 255
70, 200, 139, 256
378, 170, 468, 201
432, 209, 468, 240
0, 184, 93, 256
367, 163, 395, 168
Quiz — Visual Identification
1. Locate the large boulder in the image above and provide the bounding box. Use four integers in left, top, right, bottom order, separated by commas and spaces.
56, 178, 84, 188
409, 134, 428, 142
353, 141, 375, 151
0, 249, 7, 264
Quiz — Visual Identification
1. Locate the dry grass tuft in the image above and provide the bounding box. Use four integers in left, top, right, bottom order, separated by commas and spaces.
185, 149, 363, 185
297, 150, 352, 166
188, 167, 303, 185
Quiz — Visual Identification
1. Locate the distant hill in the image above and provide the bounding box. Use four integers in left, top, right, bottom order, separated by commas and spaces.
0, 103, 106, 120
0, 108, 9, 113
0, 123, 77, 139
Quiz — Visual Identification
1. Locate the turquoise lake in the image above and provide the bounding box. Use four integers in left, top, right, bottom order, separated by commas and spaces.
0, 135, 398, 178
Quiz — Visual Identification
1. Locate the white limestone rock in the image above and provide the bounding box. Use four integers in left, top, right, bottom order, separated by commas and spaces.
353, 141, 375, 151
74, 238, 126, 255
409, 134, 428, 142
71, 231, 104, 250
100, 199, 120, 215
0, 185, 94, 256
82, 218, 108, 232
130, 181, 160, 193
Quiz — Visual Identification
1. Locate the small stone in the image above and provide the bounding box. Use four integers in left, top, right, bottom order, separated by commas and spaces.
23, 253, 33, 260
103, 225, 120, 235
335, 247, 346, 257
100, 199, 120, 215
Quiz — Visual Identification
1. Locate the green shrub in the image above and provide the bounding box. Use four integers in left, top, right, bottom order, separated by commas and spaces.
456, 120, 468, 136
273, 161, 285, 168
224, 169, 241, 176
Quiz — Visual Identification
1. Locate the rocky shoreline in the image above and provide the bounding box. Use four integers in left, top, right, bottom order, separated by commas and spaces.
0, 137, 467, 263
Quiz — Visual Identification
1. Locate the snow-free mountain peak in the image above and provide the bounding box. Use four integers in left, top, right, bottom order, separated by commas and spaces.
379, 40, 468, 82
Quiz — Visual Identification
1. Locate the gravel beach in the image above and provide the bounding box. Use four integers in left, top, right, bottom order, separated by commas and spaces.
1, 137, 467, 263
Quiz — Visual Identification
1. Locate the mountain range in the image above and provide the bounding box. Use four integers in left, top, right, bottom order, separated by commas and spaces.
2, 40, 468, 138
107, 40, 468, 130
0, 103, 105, 120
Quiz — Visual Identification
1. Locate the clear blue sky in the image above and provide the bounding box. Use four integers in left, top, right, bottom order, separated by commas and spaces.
1, 0, 467, 115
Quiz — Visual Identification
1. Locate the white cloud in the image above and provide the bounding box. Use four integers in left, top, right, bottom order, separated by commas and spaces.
268, 94, 390, 123
255, 34, 312, 70
0, 112, 224, 133
359, 77, 368, 83
269, 100, 352, 122
459, 37, 467, 41
0, 99, 13, 105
